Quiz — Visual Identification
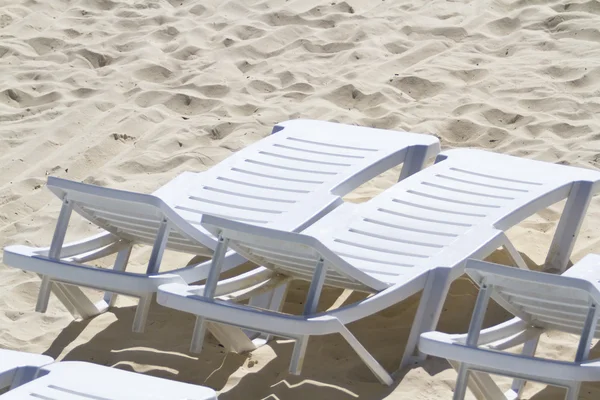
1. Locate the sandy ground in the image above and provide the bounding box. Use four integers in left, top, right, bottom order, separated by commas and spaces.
1, 0, 600, 398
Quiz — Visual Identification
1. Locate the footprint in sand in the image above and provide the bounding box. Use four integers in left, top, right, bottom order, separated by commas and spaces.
0, 89, 61, 108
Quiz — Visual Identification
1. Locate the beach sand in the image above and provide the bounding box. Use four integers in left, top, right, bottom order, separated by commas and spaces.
1, 0, 600, 398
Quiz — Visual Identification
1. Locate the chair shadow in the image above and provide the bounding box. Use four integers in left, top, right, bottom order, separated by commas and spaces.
45, 248, 552, 400
49, 286, 399, 399
526, 341, 600, 400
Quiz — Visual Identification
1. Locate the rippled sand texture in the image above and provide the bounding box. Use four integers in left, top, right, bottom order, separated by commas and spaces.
1, 0, 600, 399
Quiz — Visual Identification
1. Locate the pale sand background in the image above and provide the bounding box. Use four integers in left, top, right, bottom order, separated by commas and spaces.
1, 0, 600, 398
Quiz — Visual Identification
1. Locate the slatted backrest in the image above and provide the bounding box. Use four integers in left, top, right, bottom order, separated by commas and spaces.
167, 119, 439, 232
466, 260, 600, 336
47, 177, 216, 256
201, 148, 600, 289
304, 149, 600, 284
48, 119, 439, 254
201, 215, 390, 292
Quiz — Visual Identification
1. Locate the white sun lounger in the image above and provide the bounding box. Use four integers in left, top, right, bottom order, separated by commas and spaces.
0, 351, 216, 399
157, 148, 600, 385
3, 119, 440, 336
419, 255, 600, 400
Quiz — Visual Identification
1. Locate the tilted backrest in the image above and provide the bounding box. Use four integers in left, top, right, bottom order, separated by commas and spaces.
307, 149, 600, 280
163, 119, 439, 232
201, 214, 390, 292
202, 148, 600, 290
47, 119, 440, 254
466, 260, 600, 336
46, 178, 218, 255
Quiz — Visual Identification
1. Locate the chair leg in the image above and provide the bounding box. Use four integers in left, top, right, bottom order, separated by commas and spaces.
565, 382, 581, 400
189, 235, 230, 353
48, 282, 79, 317
448, 361, 507, 400
290, 335, 309, 375
545, 181, 594, 273
38, 276, 101, 319
398, 145, 429, 181
499, 234, 528, 270
509, 336, 540, 398
37, 196, 71, 315
399, 268, 451, 369
246, 281, 290, 344
453, 363, 471, 400
338, 324, 393, 385
132, 294, 153, 333
287, 257, 327, 375
190, 315, 209, 353
104, 245, 133, 307
35, 198, 107, 320
35, 275, 53, 313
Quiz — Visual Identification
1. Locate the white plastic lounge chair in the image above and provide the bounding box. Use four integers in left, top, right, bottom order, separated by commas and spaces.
3, 119, 440, 336
157, 148, 600, 385
419, 255, 600, 400
0, 361, 217, 399
0, 349, 53, 391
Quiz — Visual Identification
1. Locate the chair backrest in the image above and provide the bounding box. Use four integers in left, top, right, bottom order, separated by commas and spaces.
47, 178, 218, 255
466, 259, 600, 336
48, 120, 440, 254
163, 119, 439, 232
202, 148, 600, 289
308, 149, 600, 273
201, 214, 390, 292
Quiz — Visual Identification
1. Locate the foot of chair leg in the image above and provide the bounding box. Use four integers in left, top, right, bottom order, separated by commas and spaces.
401, 354, 427, 369
453, 363, 471, 400
94, 299, 110, 314
503, 389, 519, 400
132, 294, 152, 333
565, 383, 581, 400
35, 276, 53, 313
190, 316, 208, 353
103, 292, 119, 308
289, 336, 309, 375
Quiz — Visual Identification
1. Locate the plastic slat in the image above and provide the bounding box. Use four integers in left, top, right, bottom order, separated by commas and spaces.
217, 169, 320, 193
327, 239, 428, 267
410, 181, 514, 209
359, 211, 471, 237
228, 160, 331, 184
425, 174, 528, 198
80, 208, 161, 225
281, 135, 380, 156
174, 200, 278, 224
348, 219, 457, 247
375, 200, 486, 227
442, 167, 543, 191
183, 188, 290, 214
245, 153, 346, 176
257, 147, 356, 167
337, 223, 453, 250
392, 191, 496, 218
190, 181, 304, 203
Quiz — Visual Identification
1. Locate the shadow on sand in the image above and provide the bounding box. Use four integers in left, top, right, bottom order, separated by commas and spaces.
42, 248, 579, 399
